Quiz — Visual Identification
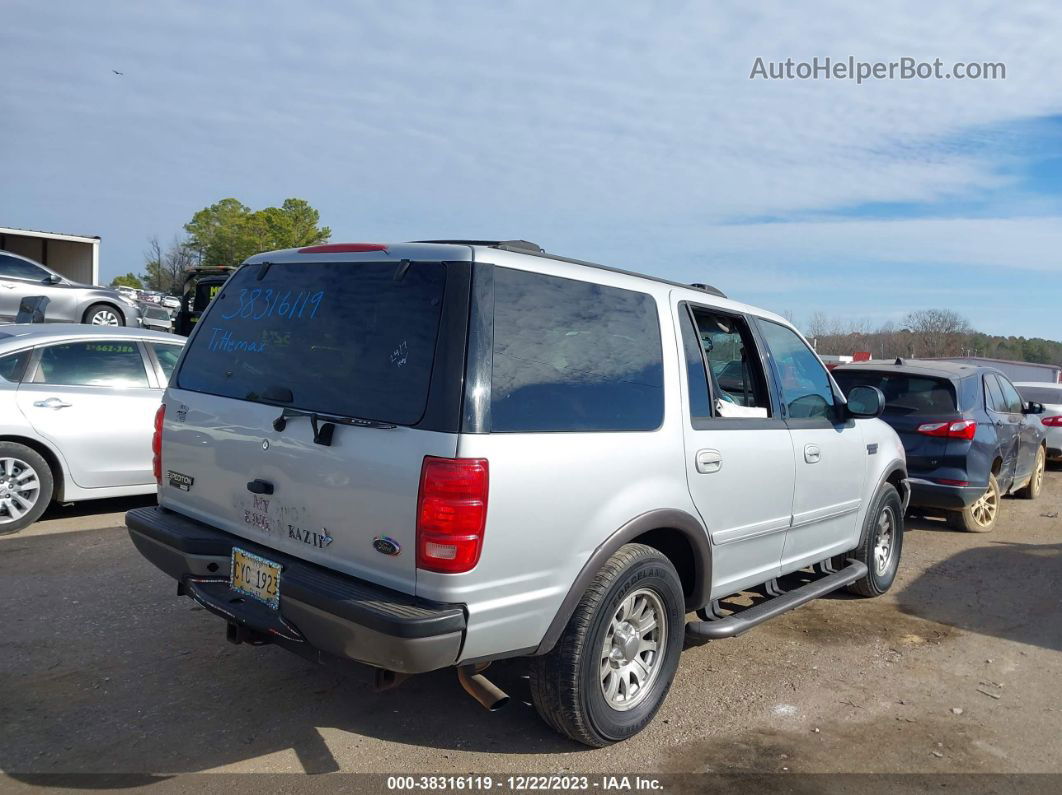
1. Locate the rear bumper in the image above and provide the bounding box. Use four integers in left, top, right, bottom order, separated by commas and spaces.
907, 478, 984, 510
126, 506, 466, 674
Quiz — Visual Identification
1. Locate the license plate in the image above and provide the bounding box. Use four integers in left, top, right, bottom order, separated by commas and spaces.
230, 547, 281, 609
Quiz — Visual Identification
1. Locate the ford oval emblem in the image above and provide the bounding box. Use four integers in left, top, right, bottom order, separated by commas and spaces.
372, 536, 401, 556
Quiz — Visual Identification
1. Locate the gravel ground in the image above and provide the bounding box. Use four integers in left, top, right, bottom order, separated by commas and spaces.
2, 471, 1060, 778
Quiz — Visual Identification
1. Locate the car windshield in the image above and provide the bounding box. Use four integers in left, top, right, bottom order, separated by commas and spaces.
834, 370, 957, 414
175, 260, 447, 426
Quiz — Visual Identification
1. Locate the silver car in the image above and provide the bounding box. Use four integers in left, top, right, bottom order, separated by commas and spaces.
0, 250, 142, 326
0, 324, 184, 534
127, 240, 908, 746
1015, 382, 1062, 462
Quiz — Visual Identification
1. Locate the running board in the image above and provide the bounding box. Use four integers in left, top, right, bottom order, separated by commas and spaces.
685, 560, 868, 642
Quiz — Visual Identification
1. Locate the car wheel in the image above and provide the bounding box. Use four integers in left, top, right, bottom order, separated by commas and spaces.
0, 442, 54, 535
947, 473, 1000, 533
845, 483, 904, 597
83, 303, 124, 326
529, 543, 684, 747
1016, 446, 1046, 500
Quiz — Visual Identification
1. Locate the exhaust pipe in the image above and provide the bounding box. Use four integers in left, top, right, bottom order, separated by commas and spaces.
457, 664, 510, 711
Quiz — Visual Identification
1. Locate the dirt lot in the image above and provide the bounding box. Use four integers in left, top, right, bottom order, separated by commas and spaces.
2, 472, 1061, 778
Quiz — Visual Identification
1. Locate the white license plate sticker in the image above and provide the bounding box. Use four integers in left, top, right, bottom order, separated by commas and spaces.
230, 547, 281, 610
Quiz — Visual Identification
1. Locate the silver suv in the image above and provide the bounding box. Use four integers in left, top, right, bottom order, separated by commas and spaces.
0, 250, 142, 326
127, 240, 909, 746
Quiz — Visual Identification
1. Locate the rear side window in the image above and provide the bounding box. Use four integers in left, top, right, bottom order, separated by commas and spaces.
834, 371, 957, 414
691, 309, 772, 416
490, 268, 663, 432
177, 261, 446, 425
152, 343, 183, 383
33, 342, 149, 388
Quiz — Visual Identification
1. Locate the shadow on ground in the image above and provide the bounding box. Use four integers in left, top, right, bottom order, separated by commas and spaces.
895, 535, 1062, 653
0, 524, 581, 777
39, 493, 157, 522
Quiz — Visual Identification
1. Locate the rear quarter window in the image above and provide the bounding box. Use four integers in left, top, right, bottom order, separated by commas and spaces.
834, 371, 957, 414
489, 268, 664, 432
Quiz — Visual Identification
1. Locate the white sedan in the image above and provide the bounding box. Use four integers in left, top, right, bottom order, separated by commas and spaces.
0, 324, 184, 534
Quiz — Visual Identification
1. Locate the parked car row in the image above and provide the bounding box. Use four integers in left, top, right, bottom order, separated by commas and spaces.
117, 286, 181, 311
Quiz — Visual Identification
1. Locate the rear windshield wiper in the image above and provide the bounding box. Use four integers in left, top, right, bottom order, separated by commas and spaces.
272, 407, 396, 446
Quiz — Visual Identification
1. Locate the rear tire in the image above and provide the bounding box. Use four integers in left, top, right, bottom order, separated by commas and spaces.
1016, 447, 1046, 500
529, 543, 684, 747
0, 442, 54, 535
947, 473, 1000, 532
83, 303, 124, 326
845, 483, 903, 597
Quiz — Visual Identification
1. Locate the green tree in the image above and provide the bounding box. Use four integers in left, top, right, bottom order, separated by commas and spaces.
110, 272, 144, 289
183, 197, 331, 268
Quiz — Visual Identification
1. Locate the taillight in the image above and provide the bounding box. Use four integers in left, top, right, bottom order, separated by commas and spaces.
152, 404, 165, 484
1042, 416, 1062, 427
917, 419, 977, 440
416, 457, 488, 574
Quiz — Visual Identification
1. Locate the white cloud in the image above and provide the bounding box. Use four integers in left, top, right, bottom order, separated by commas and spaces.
1, 0, 1061, 336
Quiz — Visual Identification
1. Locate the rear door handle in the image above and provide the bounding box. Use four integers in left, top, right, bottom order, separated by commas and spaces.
804, 444, 821, 463
33, 397, 72, 409
695, 449, 722, 474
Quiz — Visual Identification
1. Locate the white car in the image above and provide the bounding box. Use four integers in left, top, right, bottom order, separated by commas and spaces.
1015, 382, 1062, 462
0, 324, 184, 534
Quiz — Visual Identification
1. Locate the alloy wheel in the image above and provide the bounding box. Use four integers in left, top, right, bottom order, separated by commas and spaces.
91, 310, 120, 326
0, 458, 41, 525
971, 482, 999, 528
873, 505, 896, 575
600, 587, 667, 711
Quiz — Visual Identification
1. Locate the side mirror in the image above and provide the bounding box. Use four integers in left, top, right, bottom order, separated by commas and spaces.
44, 274, 62, 285
846, 385, 885, 419
1024, 401, 1045, 415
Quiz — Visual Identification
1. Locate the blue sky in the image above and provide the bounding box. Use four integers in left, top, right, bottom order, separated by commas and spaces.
1, 0, 1060, 338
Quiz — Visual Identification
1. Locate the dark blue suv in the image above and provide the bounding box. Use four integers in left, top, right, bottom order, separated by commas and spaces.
834, 360, 1048, 532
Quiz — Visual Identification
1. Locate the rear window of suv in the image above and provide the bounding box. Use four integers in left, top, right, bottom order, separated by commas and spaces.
834, 370, 957, 414
176, 260, 446, 425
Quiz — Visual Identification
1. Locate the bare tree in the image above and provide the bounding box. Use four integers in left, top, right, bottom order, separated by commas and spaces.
144, 234, 195, 293
902, 309, 972, 358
